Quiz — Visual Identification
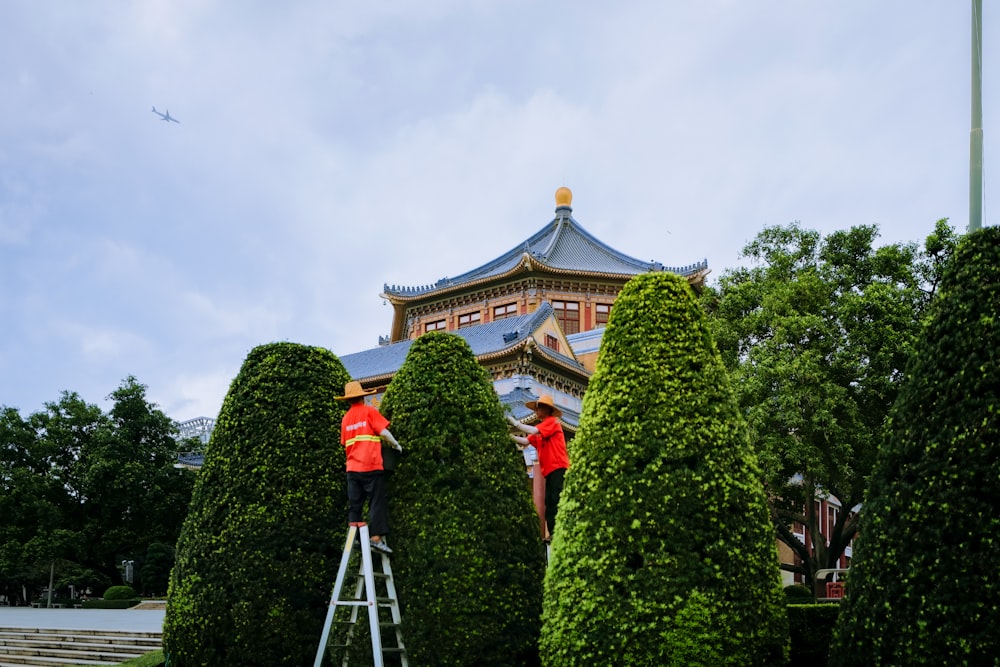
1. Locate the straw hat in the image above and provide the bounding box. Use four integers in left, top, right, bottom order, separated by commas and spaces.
525, 394, 562, 418
335, 380, 376, 401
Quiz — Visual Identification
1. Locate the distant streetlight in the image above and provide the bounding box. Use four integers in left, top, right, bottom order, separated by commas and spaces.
121, 560, 135, 585
970, 0, 984, 232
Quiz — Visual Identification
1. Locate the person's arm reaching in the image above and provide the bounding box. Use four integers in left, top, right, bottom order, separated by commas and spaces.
506, 414, 539, 435
380, 428, 402, 451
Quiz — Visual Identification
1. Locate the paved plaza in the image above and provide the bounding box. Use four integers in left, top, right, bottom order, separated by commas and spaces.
0, 607, 165, 633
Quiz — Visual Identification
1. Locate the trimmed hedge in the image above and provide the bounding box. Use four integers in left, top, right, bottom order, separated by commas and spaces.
783, 584, 815, 604
163, 342, 351, 666
829, 226, 1000, 665
378, 332, 545, 666
103, 585, 137, 600
788, 604, 839, 666
540, 272, 788, 666
83, 598, 140, 609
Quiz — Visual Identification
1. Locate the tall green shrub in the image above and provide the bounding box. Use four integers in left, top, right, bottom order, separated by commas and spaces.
829, 227, 1000, 666
163, 342, 351, 666
541, 272, 788, 666
379, 332, 545, 666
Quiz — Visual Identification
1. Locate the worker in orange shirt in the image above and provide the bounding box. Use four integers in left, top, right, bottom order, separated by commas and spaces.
508, 394, 570, 541
336, 381, 402, 554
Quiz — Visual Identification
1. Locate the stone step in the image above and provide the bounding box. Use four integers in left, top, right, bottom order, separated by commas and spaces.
0, 631, 161, 648
0, 627, 161, 667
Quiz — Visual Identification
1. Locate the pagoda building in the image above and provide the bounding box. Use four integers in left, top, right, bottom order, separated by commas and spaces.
340, 187, 709, 431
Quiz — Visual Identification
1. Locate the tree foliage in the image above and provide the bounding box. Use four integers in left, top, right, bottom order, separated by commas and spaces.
378, 332, 545, 667
163, 342, 351, 666
829, 226, 1000, 665
0, 378, 194, 602
701, 221, 957, 585
541, 272, 788, 666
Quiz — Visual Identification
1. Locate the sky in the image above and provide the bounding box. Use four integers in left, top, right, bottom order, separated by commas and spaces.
1, 1, 995, 422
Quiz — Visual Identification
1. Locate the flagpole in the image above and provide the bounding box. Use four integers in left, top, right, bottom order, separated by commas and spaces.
970, 0, 984, 232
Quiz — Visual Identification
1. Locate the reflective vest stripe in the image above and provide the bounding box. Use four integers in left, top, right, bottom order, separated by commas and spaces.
345, 434, 381, 447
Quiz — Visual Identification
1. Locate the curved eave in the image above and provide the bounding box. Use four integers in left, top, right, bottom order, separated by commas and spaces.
522, 339, 591, 382
381, 254, 708, 305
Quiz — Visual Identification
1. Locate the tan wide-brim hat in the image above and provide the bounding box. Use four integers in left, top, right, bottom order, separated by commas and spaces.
525, 394, 562, 418
335, 380, 376, 401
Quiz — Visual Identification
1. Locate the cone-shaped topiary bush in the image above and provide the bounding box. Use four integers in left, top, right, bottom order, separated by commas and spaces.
541, 272, 788, 666
829, 227, 1000, 666
379, 331, 545, 666
163, 342, 351, 666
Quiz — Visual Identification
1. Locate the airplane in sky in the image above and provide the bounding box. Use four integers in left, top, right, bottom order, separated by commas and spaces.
151, 106, 180, 123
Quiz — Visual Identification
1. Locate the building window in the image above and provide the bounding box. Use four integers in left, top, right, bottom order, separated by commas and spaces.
595, 303, 611, 327
553, 300, 580, 334
493, 303, 518, 320
458, 312, 481, 329
544, 334, 559, 352
425, 319, 446, 332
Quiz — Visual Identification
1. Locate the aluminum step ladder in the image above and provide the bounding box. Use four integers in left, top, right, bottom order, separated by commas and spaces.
313, 523, 407, 667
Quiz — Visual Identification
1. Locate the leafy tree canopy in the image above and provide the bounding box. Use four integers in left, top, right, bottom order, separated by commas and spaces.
701, 220, 957, 585
0, 377, 194, 602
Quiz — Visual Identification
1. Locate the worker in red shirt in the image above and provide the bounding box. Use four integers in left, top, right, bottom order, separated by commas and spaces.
508, 394, 570, 541
336, 381, 402, 554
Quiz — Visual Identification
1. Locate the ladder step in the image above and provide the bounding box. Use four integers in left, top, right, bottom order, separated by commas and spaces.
330, 598, 396, 607
327, 643, 406, 653
333, 620, 400, 628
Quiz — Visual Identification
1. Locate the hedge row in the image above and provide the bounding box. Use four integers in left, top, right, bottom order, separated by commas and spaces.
378, 332, 545, 666
164, 343, 351, 666
540, 272, 788, 666
829, 226, 1000, 664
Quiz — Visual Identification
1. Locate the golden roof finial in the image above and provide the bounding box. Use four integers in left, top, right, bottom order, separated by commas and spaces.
555, 186, 573, 208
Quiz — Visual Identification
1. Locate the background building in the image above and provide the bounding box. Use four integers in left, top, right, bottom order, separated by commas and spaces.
343, 186, 709, 431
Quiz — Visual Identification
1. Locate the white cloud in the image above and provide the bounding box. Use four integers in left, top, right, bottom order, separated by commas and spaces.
0, 1, 993, 420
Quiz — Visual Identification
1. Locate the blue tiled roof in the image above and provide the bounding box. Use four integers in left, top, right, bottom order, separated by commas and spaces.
341, 303, 568, 381
384, 211, 708, 297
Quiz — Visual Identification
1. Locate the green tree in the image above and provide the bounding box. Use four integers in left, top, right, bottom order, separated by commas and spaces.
77, 377, 194, 582
541, 272, 788, 666
829, 226, 1000, 665
378, 332, 545, 667
5, 393, 107, 599
164, 342, 351, 667
701, 221, 957, 587
0, 405, 60, 603
139, 542, 175, 597
1, 380, 194, 601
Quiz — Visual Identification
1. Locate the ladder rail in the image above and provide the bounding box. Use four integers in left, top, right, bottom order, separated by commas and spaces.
378, 552, 407, 666
314, 525, 359, 667
359, 526, 384, 667
339, 565, 366, 667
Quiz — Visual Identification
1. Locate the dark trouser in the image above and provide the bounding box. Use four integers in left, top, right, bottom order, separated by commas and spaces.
346, 471, 389, 537
544, 467, 567, 537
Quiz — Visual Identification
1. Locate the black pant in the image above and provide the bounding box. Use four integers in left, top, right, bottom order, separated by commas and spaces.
544, 467, 567, 537
346, 471, 389, 536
